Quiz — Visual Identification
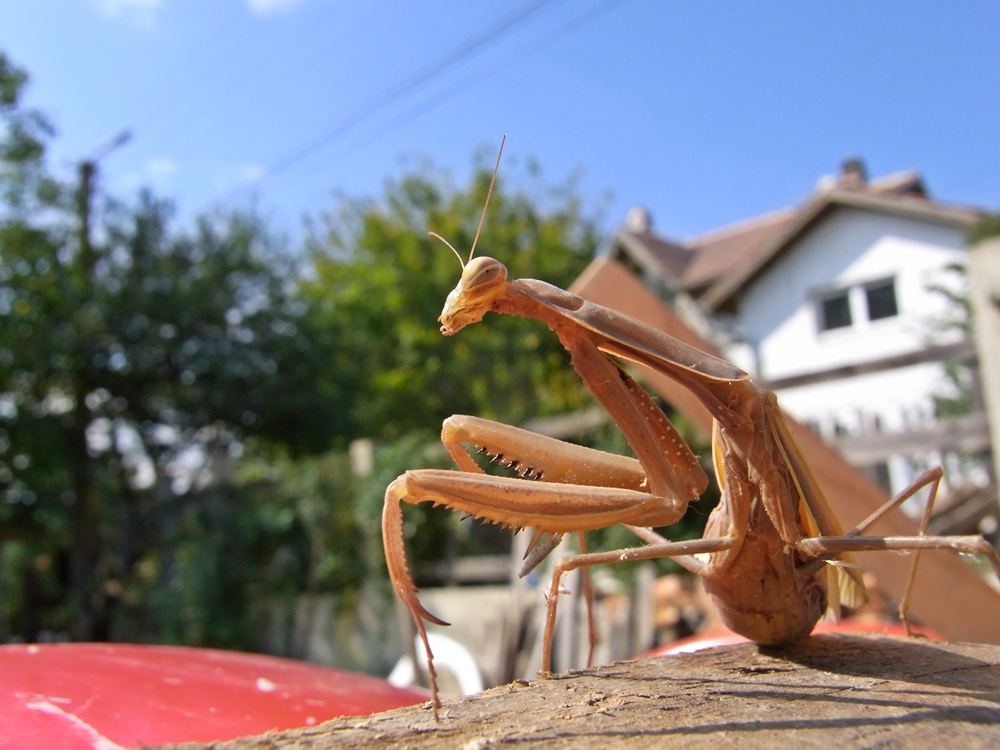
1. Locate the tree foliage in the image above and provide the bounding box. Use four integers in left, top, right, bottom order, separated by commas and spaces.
968, 211, 1000, 245
302, 164, 602, 442
0, 51, 59, 214
0, 53, 332, 642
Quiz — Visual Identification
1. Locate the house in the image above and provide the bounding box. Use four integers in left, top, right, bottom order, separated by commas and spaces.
607, 159, 991, 517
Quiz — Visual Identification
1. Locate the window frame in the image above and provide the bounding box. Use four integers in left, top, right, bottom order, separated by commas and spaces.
863, 277, 899, 322
814, 275, 900, 335
817, 288, 853, 332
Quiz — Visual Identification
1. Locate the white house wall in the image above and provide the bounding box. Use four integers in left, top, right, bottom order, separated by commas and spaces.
776, 364, 952, 505
733, 205, 969, 495
740, 206, 966, 382
776, 364, 944, 435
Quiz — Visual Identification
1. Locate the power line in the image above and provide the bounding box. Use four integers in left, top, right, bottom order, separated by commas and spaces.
118, 11, 241, 147
141, 9, 338, 158
267, 0, 563, 177
260, 0, 637, 227
207, 0, 565, 208
320, 0, 637, 169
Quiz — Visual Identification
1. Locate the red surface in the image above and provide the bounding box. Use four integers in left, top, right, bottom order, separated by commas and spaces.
648, 619, 943, 656
0, 643, 426, 749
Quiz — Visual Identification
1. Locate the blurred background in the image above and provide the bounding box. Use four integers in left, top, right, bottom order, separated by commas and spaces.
1, 0, 999, 696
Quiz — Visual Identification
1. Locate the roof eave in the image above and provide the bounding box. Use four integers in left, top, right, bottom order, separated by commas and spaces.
700, 190, 984, 311
611, 230, 685, 289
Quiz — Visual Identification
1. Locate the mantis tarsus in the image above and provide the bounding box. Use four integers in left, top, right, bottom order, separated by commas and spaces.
382, 141, 1000, 719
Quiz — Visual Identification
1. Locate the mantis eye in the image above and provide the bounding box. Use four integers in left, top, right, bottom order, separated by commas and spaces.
462, 257, 507, 289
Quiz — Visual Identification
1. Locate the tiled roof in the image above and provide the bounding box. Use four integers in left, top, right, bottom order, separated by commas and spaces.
699, 188, 981, 310
614, 230, 694, 280
610, 167, 981, 310
680, 208, 795, 292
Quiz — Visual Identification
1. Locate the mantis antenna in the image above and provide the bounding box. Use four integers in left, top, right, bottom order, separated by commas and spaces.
429, 231, 464, 268
468, 134, 506, 263
430, 134, 507, 270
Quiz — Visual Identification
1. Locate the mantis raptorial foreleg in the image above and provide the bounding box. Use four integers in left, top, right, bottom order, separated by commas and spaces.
383, 400, 705, 716
440, 415, 647, 490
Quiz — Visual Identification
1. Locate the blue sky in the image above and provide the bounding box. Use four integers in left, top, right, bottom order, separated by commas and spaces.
3, 0, 999, 242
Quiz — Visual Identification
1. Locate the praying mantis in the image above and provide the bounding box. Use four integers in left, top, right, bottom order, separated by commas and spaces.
381, 140, 1000, 718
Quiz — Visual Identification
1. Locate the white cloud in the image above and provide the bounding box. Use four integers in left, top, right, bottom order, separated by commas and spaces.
239, 163, 267, 184
145, 156, 178, 182
246, 0, 303, 17
92, 0, 163, 27
116, 156, 179, 191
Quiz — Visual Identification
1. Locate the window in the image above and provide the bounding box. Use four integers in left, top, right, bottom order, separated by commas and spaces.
865, 278, 898, 321
816, 276, 899, 333
820, 291, 852, 331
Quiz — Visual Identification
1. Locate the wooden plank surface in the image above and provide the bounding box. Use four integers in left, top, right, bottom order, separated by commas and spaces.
570, 255, 1000, 645
161, 634, 1000, 750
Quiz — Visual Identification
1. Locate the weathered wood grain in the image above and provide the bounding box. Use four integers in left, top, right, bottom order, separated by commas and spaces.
162, 634, 1000, 750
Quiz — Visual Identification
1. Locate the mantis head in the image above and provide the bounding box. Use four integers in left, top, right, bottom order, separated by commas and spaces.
432, 135, 509, 336
439, 256, 509, 335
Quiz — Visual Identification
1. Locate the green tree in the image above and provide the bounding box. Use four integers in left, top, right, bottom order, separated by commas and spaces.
0, 53, 330, 642
300, 161, 606, 586
301, 161, 713, 588
0, 52, 59, 215
968, 211, 1000, 245
303, 162, 602, 441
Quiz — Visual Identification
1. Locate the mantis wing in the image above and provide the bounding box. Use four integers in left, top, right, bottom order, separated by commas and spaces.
767, 403, 869, 610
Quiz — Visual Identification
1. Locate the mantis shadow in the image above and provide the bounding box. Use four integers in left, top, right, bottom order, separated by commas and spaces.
763, 632, 1000, 700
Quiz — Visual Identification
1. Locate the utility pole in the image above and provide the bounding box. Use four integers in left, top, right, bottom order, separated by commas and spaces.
68, 157, 96, 640
76, 129, 129, 279
67, 130, 130, 641
76, 160, 95, 278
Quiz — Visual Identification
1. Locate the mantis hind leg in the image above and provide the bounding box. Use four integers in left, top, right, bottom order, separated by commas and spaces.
797, 465, 1000, 635
797, 531, 1000, 624
893, 468, 941, 634
798, 466, 984, 635
835, 467, 944, 633
539, 535, 740, 675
